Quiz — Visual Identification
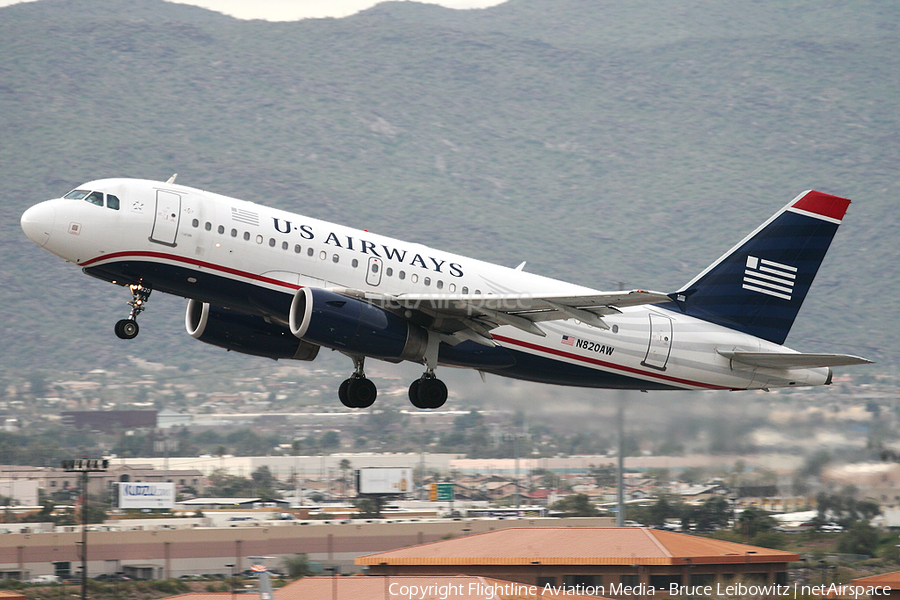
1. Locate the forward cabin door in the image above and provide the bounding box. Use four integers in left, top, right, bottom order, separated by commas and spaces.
150, 190, 181, 246
642, 313, 673, 370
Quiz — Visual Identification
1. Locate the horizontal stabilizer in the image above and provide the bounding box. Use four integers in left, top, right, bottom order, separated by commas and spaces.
718, 351, 873, 369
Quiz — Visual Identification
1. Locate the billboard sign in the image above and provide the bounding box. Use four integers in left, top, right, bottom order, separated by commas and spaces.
356, 467, 412, 495
117, 482, 175, 509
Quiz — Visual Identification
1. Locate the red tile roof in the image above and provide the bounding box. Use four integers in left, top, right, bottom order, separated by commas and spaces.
356, 527, 799, 566
852, 571, 900, 590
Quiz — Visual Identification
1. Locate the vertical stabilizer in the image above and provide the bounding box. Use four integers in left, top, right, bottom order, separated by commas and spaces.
669, 190, 851, 344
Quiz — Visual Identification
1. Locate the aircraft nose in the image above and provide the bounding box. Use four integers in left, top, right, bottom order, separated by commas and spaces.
21, 201, 56, 247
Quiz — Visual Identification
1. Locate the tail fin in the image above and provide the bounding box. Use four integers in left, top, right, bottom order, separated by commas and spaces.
669, 190, 851, 345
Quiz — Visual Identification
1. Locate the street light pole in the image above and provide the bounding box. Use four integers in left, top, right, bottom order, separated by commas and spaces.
62, 459, 109, 600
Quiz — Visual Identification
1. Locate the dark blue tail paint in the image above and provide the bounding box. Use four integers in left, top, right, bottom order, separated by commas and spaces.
665, 190, 851, 345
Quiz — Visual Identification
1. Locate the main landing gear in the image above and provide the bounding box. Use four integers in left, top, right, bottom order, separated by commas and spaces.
409, 372, 448, 410
114, 283, 152, 340
408, 332, 449, 409
338, 356, 377, 408
338, 358, 449, 410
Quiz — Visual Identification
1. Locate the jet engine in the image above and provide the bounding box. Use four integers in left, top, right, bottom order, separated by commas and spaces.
185, 299, 320, 361
289, 287, 428, 361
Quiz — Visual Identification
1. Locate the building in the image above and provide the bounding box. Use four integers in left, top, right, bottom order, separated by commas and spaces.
358, 527, 799, 598
0, 463, 205, 498
0, 516, 612, 580
851, 572, 900, 599
62, 410, 157, 431
164, 575, 610, 600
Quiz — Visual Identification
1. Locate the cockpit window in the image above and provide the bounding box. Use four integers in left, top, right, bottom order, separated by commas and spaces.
107, 194, 120, 210
85, 191, 104, 206
64, 190, 90, 200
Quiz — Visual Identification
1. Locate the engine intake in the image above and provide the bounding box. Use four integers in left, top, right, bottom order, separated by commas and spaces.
185, 300, 319, 361
289, 287, 427, 361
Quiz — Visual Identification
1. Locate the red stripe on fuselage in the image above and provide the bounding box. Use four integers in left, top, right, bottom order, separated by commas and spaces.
791, 191, 851, 222
80, 251, 301, 291
84, 252, 735, 390
492, 334, 731, 390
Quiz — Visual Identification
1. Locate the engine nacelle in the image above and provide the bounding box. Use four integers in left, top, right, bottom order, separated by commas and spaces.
185, 299, 319, 361
289, 287, 428, 361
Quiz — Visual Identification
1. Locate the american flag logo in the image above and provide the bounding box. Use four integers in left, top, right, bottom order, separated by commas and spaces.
742, 256, 796, 301
231, 207, 259, 226
561, 335, 575, 346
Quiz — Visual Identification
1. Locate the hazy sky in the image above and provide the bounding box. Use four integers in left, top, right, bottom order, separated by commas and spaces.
0, 0, 507, 20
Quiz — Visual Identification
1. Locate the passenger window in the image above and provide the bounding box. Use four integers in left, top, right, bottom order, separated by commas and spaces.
399, 271, 406, 280
256, 235, 263, 244
436, 280, 444, 290
294, 244, 302, 254
85, 191, 104, 206
218, 225, 225, 234
205, 222, 212, 231
333, 254, 339, 263
231, 229, 238, 237
319, 251, 327, 260
385, 267, 393, 277
268, 238, 276, 247
192, 219, 199, 228
307, 248, 314, 257
424, 277, 431, 286
352, 259, 359, 268
106, 195, 120, 210
462, 286, 469, 294
411, 274, 419, 283
243, 231, 250, 241
282, 241, 288, 251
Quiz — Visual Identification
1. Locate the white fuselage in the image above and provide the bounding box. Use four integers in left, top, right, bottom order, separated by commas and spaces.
21, 178, 830, 391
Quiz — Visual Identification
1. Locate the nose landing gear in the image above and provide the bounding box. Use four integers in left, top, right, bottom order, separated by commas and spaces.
115, 283, 152, 340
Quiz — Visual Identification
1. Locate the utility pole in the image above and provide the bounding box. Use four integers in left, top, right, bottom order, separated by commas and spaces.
616, 393, 626, 527
62, 459, 109, 600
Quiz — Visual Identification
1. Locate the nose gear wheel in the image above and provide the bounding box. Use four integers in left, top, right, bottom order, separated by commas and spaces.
115, 283, 151, 340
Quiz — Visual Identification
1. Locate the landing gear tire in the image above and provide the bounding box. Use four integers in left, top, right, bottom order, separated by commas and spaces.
116, 283, 152, 340
339, 376, 377, 408
409, 376, 447, 409
115, 319, 139, 340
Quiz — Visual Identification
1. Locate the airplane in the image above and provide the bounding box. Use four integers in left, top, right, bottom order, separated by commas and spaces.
20, 178, 871, 409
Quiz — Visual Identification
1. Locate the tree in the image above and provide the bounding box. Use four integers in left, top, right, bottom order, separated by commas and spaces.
837, 521, 880, 556
737, 507, 777, 538
683, 497, 731, 532
353, 497, 382, 518
282, 553, 315, 579
251, 466, 279, 498
550, 494, 599, 517
319, 431, 340, 449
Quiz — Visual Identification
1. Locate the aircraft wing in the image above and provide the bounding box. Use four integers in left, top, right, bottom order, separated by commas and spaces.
717, 351, 873, 369
334, 288, 670, 343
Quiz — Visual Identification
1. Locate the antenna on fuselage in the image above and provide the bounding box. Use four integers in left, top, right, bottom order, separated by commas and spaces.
166, 173, 178, 184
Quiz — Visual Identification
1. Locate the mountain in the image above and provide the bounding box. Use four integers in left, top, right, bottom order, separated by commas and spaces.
1, 0, 897, 377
